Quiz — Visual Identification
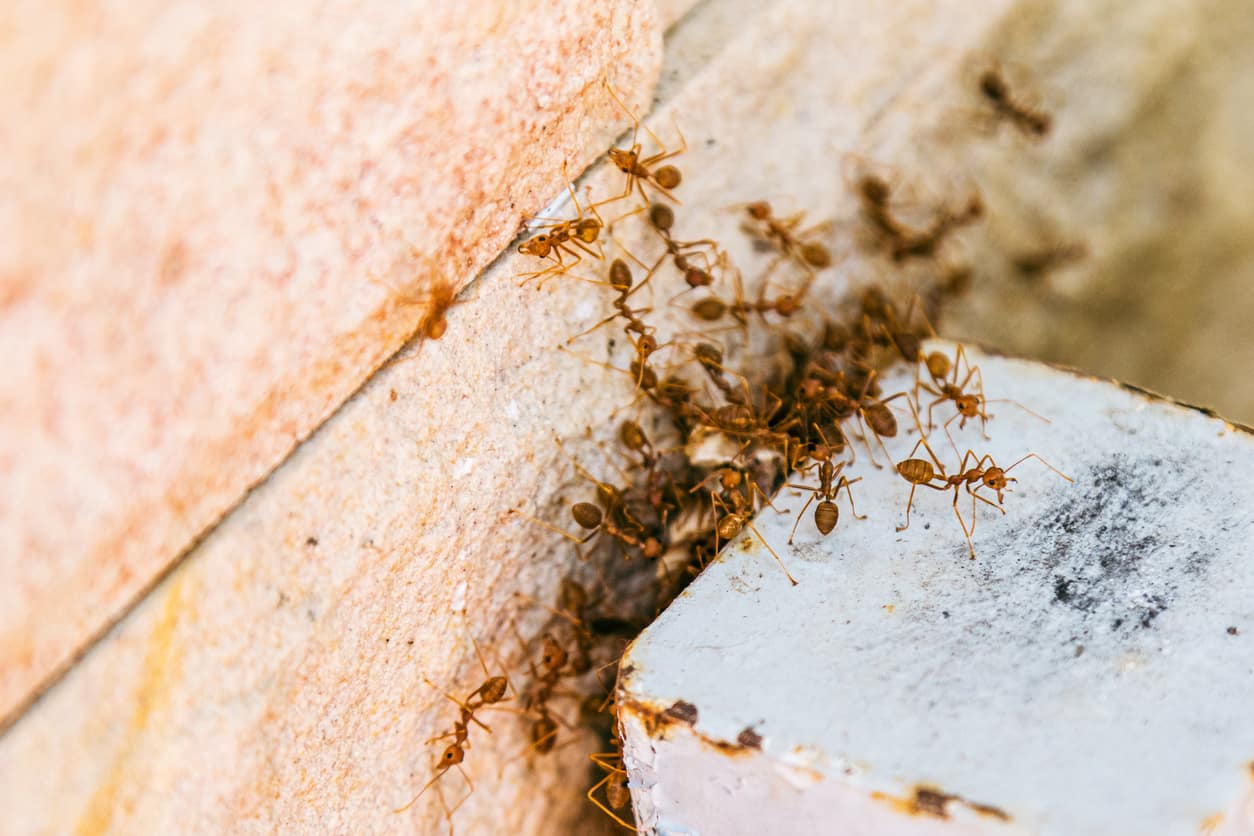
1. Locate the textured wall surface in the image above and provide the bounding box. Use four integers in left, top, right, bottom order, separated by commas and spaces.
0, 0, 659, 722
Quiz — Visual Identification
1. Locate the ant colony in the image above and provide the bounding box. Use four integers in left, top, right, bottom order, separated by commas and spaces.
400, 64, 1074, 833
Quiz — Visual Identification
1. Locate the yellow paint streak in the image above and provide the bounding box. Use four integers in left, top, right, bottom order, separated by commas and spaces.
74, 573, 187, 836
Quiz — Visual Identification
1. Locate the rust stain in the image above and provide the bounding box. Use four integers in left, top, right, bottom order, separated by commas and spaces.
74, 573, 188, 836
663, 700, 698, 725
871, 784, 1010, 823
737, 727, 763, 749
619, 694, 760, 758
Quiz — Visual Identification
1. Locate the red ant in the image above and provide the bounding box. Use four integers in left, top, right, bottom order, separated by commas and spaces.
604, 81, 687, 204
394, 641, 512, 820
894, 408, 1072, 558
976, 61, 1053, 139
711, 479, 798, 586
516, 179, 608, 287
740, 200, 834, 277
588, 724, 635, 830
914, 343, 1047, 444
785, 458, 865, 544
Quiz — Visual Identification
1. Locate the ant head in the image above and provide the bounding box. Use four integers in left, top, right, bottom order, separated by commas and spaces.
440, 743, 465, 767
634, 333, 658, 355
982, 468, 1014, 492
979, 70, 1007, 101
540, 634, 567, 670
608, 147, 634, 172
745, 201, 771, 220
685, 266, 713, 287
775, 294, 800, 317
799, 377, 823, 400
642, 536, 663, 560
956, 394, 981, 416
518, 235, 549, 257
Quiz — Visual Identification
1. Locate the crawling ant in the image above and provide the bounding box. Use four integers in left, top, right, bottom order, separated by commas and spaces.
1012, 241, 1087, 282
711, 480, 798, 585
739, 200, 834, 275
888, 192, 983, 262
894, 408, 1072, 557
785, 458, 865, 544
394, 640, 512, 818
914, 343, 1047, 443
604, 81, 687, 204
369, 246, 470, 354
647, 203, 721, 291
565, 258, 656, 347
516, 180, 608, 287
976, 61, 1053, 139
587, 725, 635, 830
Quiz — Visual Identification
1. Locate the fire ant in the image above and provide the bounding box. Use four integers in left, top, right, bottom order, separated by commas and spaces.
894, 407, 1072, 558
739, 200, 834, 275
976, 60, 1053, 139
588, 725, 634, 830
516, 179, 608, 287
711, 480, 798, 586
785, 458, 865, 544
565, 258, 656, 347
914, 343, 1047, 443
1011, 241, 1087, 282
647, 203, 721, 291
604, 80, 687, 204
887, 192, 983, 262
394, 640, 512, 818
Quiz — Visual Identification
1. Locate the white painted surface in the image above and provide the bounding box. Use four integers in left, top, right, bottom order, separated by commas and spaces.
620, 342, 1254, 835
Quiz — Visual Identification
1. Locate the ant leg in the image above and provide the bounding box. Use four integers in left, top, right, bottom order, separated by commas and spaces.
942, 412, 964, 461
587, 772, 636, 831
971, 485, 1005, 514
749, 479, 782, 513
951, 487, 976, 559
536, 247, 585, 290
746, 519, 798, 586
507, 508, 597, 546
896, 484, 919, 533
787, 492, 818, 545
840, 477, 867, 520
